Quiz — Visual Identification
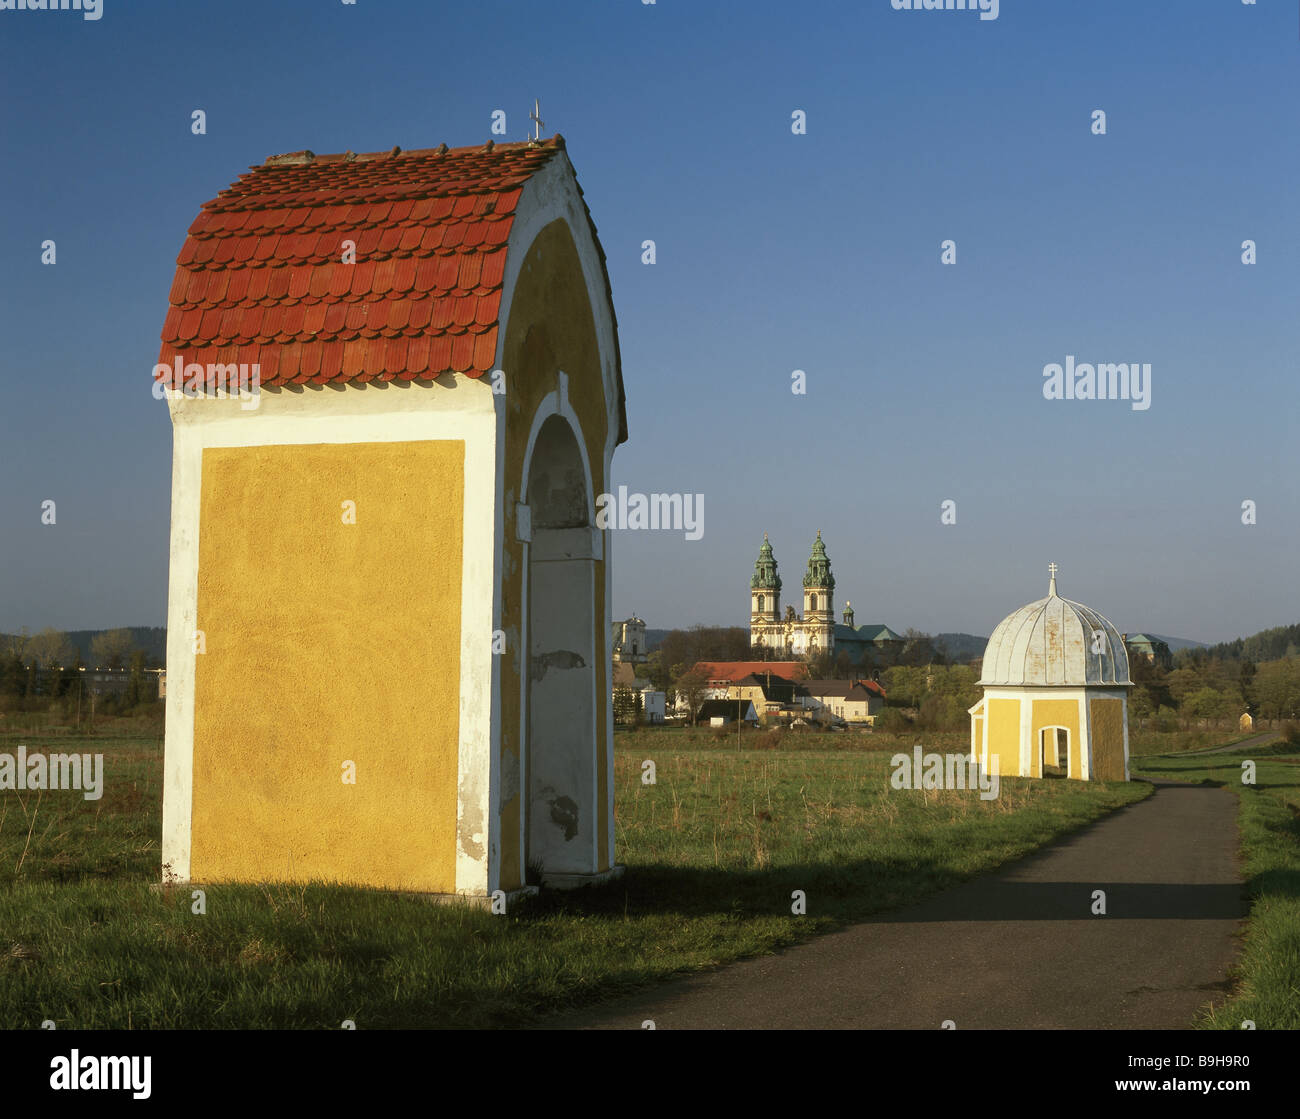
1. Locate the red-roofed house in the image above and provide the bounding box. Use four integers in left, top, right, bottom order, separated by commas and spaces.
158, 136, 626, 904
693, 661, 810, 696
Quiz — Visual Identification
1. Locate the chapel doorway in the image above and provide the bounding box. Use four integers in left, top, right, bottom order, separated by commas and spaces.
1039, 727, 1069, 777
523, 414, 598, 882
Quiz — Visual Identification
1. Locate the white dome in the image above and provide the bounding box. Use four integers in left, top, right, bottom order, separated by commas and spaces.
980, 569, 1131, 687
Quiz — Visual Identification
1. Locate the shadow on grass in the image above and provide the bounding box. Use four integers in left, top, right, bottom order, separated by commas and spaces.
531, 864, 1250, 924
524, 786, 1223, 927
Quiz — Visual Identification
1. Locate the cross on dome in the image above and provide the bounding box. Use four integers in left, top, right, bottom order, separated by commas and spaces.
1048, 562, 1059, 596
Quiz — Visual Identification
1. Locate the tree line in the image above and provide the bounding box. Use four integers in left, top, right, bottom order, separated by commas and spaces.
0, 627, 163, 715
1132, 649, 1299, 726
1197, 624, 1300, 665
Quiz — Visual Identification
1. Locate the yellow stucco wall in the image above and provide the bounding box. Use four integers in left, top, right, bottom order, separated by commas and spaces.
497, 218, 612, 889
191, 440, 464, 892
1089, 697, 1127, 781
1031, 699, 1081, 779
986, 698, 1022, 777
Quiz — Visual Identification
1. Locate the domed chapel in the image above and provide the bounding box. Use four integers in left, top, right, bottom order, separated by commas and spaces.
968, 564, 1131, 781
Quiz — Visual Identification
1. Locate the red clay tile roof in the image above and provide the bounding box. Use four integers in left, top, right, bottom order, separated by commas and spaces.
693, 661, 811, 683
158, 135, 626, 439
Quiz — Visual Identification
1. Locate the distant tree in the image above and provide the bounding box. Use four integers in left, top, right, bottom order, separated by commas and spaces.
917, 693, 969, 732
673, 666, 709, 726
1238, 659, 1257, 716
899, 629, 937, 668
91, 628, 135, 670
613, 686, 641, 726
0, 651, 21, 697
656, 626, 750, 674
1153, 705, 1180, 733
1184, 687, 1233, 722
1199, 623, 1300, 664
1164, 667, 1203, 707
873, 639, 905, 671
939, 664, 981, 710
805, 648, 834, 679
3, 628, 31, 661
876, 706, 912, 733
1129, 650, 1173, 710
881, 665, 926, 708
1255, 659, 1300, 721
125, 649, 149, 707
26, 628, 74, 670
643, 650, 672, 694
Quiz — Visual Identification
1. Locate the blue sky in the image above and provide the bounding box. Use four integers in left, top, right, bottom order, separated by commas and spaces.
1, 0, 1295, 645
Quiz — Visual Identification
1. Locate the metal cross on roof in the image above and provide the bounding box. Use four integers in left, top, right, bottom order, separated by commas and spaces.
1048, 562, 1059, 579
530, 99, 545, 142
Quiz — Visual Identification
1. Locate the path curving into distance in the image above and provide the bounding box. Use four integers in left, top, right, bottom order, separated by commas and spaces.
1175, 729, 1279, 756
545, 779, 1246, 1030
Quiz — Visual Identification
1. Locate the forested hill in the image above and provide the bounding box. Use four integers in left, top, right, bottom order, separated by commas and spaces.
1194, 624, 1300, 664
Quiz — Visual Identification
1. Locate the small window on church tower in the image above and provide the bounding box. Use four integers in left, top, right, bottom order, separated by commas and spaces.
758, 594, 765, 612
809, 593, 817, 611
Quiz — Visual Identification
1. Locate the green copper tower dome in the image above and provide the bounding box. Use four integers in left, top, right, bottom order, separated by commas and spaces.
751, 532, 782, 592
803, 530, 835, 591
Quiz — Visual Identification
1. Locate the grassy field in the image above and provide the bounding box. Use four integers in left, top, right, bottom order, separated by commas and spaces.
1127, 727, 1259, 757
0, 728, 1151, 1028
1130, 737, 1300, 1030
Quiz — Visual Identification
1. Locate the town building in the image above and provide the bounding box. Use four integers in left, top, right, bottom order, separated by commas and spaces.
611, 616, 648, 665
1123, 633, 1173, 670
802, 678, 886, 725
696, 660, 809, 697
611, 661, 665, 725
727, 672, 808, 722
78, 667, 166, 701
697, 698, 758, 726
968, 565, 1131, 781
749, 533, 902, 660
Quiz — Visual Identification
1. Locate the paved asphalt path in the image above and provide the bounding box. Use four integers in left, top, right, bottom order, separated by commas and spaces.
545, 780, 1247, 1029
1181, 730, 1279, 755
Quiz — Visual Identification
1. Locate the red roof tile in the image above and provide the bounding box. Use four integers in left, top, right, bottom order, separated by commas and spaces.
156, 134, 626, 433
693, 662, 812, 683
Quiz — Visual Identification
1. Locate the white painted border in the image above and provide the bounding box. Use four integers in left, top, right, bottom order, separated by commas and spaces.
967, 697, 985, 770
498, 152, 624, 877
160, 426, 202, 882
1079, 693, 1091, 781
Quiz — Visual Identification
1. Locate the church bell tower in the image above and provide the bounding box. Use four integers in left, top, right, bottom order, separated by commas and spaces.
802, 530, 835, 650
751, 533, 781, 623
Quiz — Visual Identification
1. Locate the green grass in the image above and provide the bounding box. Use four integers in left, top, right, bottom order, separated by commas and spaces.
1127, 726, 1270, 757
0, 730, 1150, 1028
1131, 740, 1300, 1030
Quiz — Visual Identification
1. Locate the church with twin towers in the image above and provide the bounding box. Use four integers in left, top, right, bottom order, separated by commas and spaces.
749, 532, 902, 662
